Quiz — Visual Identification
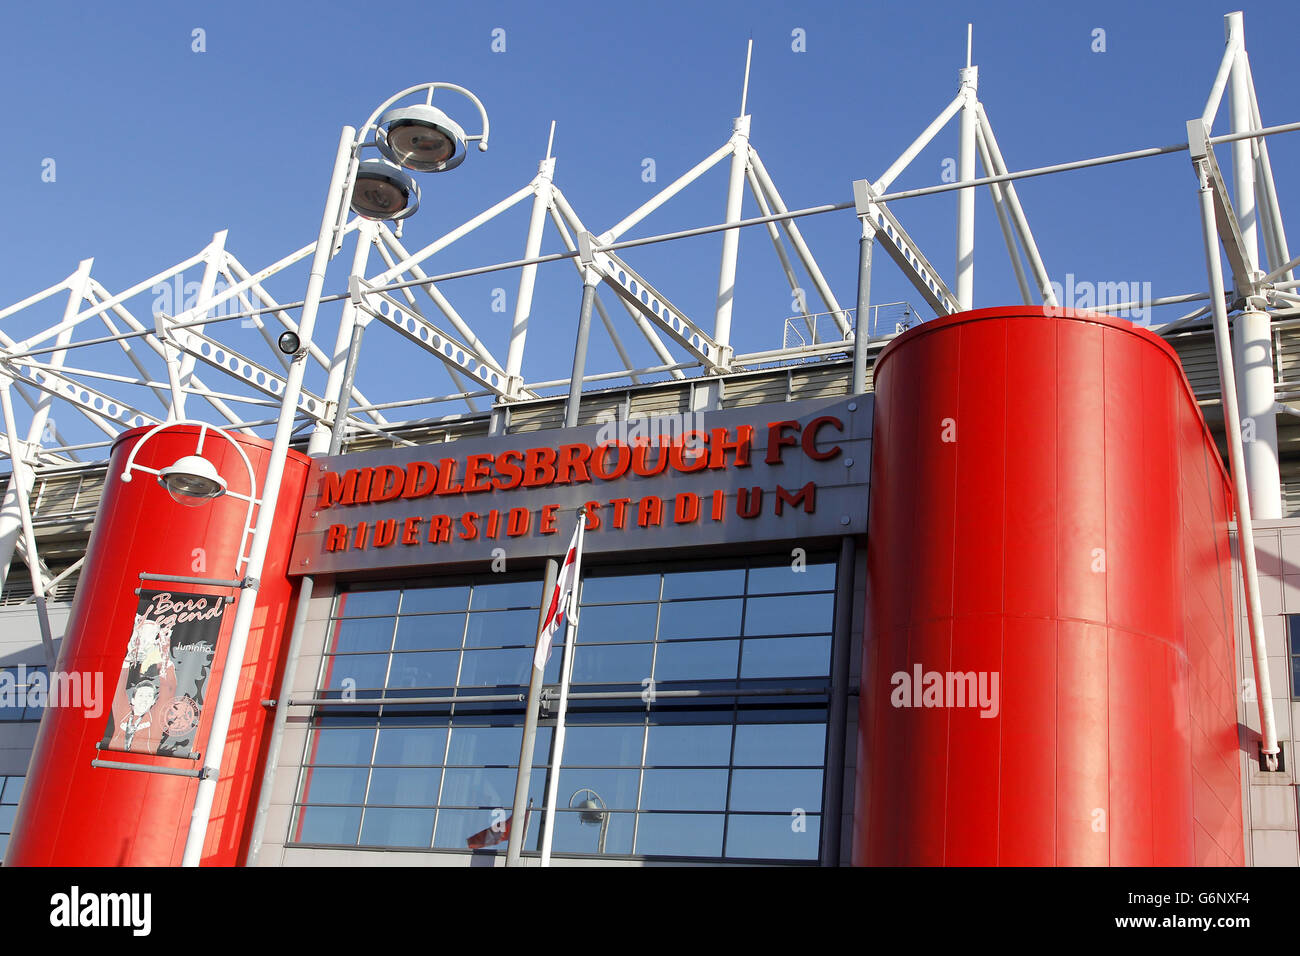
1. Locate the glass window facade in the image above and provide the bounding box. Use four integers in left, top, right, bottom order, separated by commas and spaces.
0, 666, 47, 722
0, 775, 23, 861
292, 556, 838, 862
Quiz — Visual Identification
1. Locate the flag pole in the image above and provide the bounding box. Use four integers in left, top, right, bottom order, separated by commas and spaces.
505, 557, 557, 866
539, 511, 585, 866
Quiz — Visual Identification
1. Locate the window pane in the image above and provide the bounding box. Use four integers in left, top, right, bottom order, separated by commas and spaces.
654, 640, 739, 681
0, 804, 15, 833
728, 769, 823, 812
440, 768, 521, 809
367, 768, 442, 806
555, 768, 641, 811
401, 586, 469, 614
360, 808, 435, 848
577, 603, 657, 643
1, 776, 24, 804
446, 726, 523, 767
635, 812, 723, 857
331, 617, 395, 654
465, 609, 540, 648
374, 726, 448, 766
733, 723, 826, 766
570, 643, 653, 684
471, 580, 541, 610
743, 593, 834, 635
295, 806, 361, 844
740, 636, 831, 678
746, 562, 836, 594
337, 589, 400, 618
582, 574, 659, 604
640, 769, 728, 811
645, 725, 731, 766
726, 812, 820, 860
550, 808, 634, 855
300, 767, 368, 805
657, 599, 742, 639
458, 648, 531, 687
663, 568, 745, 599
322, 653, 389, 690
394, 614, 465, 651
385, 651, 460, 688
562, 725, 644, 767
309, 725, 376, 765
435, 807, 540, 850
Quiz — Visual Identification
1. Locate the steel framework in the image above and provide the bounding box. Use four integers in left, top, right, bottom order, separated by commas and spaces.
0, 12, 1295, 762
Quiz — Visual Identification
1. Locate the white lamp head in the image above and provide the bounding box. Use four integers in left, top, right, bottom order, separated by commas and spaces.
157, 455, 227, 507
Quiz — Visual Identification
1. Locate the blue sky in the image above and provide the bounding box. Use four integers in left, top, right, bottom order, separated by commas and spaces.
0, 0, 1295, 450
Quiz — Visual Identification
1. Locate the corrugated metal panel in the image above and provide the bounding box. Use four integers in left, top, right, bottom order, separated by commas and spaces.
721, 373, 787, 409
789, 364, 851, 401
1168, 333, 1222, 400
628, 388, 690, 418
0, 564, 81, 606
508, 402, 565, 434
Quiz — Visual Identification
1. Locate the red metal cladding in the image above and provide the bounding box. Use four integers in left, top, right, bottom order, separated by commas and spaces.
6, 425, 310, 866
855, 307, 1243, 866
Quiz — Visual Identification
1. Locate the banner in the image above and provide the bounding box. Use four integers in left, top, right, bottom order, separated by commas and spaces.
100, 589, 227, 757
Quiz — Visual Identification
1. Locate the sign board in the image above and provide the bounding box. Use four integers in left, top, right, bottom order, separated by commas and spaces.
288, 395, 872, 575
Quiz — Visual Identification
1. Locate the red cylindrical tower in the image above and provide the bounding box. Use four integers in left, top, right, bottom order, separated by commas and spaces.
856, 307, 1243, 866
6, 425, 309, 866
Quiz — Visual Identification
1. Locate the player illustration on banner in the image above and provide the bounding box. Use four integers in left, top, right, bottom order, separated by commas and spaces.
100, 588, 227, 758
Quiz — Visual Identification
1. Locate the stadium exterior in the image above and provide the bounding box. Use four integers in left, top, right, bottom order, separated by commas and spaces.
1, 12, 1299, 866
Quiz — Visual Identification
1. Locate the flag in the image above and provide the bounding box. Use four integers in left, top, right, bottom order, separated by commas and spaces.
534, 516, 584, 668
467, 803, 532, 849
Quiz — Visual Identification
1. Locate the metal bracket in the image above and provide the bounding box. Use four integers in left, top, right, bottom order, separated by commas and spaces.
1187, 118, 1258, 298
854, 179, 961, 317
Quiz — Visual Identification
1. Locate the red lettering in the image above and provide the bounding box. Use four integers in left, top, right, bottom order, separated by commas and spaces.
592, 441, 631, 480
370, 466, 405, 503
320, 470, 360, 508
637, 495, 664, 527
507, 507, 531, 536
801, 416, 843, 461
402, 516, 422, 545
354, 520, 370, 548
373, 518, 397, 547
583, 501, 602, 531
434, 458, 464, 495
610, 498, 632, 529
401, 462, 438, 500
486, 509, 502, 538
522, 448, 557, 488
630, 437, 670, 476
670, 433, 710, 473
765, 421, 801, 464
555, 443, 593, 485
775, 481, 816, 514
462, 454, 495, 494
673, 492, 700, 524
459, 512, 480, 540
325, 524, 349, 550
736, 487, 763, 518
709, 425, 753, 469
540, 504, 560, 534
428, 514, 452, 543
352, 468, 374, 504
710, 489, 725, 521
493, 450, 524, 490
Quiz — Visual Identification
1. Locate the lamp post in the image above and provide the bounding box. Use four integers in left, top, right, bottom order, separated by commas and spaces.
214, 85, 490, 868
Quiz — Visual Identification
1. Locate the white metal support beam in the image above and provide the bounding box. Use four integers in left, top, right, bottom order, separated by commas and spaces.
853, 180, 961, 317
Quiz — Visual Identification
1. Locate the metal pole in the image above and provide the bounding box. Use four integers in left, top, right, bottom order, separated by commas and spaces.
308, 221, 374, 455
564, 274, 599, 429
713, 118, 750, 348
327, 319, 367, 454
852, 223, 874, 395
1194, 164, 1280, 768
539, 517, 584, 866
0, 378, 58, 669
956, 67, 978, 310
823, 535, 856, 866
182, 125, 356, 866
506, 557, 559, 866
505, 163, 556, 392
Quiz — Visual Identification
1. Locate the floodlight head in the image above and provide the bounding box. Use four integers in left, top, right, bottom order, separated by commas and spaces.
350, 159, 420, 221
376, 104, 468, 173
277, 330, 301, 355
576, 797, 605, 825
157, 455, 227, 507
